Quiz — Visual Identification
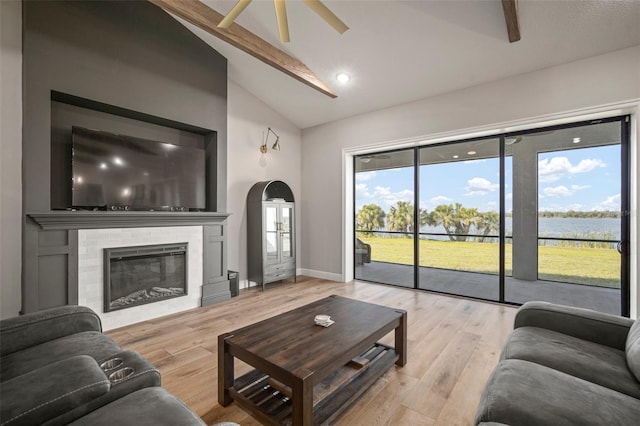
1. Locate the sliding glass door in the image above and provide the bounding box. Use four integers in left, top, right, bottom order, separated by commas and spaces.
354, 116, 629, 316
418, 138, 501, 300
355, 150, 415, 288
504, 119, 628, 315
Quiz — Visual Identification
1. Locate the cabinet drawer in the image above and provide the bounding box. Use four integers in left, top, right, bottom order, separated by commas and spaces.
265, 262, 294, 275
264, 268, 295, 283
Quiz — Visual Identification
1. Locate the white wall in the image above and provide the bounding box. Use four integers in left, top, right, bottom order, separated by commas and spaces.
301, 45, 640, 316
227, 82, 302, 287
0, 0, 23, 319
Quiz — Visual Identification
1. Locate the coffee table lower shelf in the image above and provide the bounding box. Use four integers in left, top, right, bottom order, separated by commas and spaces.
229, 343, 398, 425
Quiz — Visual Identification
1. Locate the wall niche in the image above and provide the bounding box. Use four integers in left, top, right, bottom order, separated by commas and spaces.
50, 91, 218, 212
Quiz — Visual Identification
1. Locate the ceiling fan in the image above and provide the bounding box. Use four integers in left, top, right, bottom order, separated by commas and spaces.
217, 0, 349, 43
360, 154, 391, 163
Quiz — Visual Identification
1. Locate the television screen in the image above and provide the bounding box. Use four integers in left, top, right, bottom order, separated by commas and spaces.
71, 126, 206, 210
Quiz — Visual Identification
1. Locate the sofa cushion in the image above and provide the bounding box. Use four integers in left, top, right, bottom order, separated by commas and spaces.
0, 306, 102, 357
0, 331, 121, 381
0, 355, 110, 426
513, 301, 633, 350
475, 359, 640, 426
67, 387, 205, 426
501, 326, 640, 399
626, 319, 640, 381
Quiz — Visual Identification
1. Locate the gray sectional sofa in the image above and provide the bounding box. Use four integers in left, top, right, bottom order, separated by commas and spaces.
0, 305, 204, 425
475, 301, 640, 425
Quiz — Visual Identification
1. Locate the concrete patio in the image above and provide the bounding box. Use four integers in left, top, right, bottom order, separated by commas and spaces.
355, 261, 621, 315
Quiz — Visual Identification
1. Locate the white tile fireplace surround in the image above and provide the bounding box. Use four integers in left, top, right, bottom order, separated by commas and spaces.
78, 226, 203, 331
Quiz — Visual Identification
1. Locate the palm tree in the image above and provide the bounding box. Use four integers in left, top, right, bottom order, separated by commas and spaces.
428, 203, 489, 241
453, 204, 481, 241
428, 204, 457, 240
386, 201, 414, 234
419, 208, 431, 229
476, 211, 500, 242
356, 204, 385, 236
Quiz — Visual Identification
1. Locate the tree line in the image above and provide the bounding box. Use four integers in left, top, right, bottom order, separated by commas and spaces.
356, 202, 499, 242
537, 210, 620, 219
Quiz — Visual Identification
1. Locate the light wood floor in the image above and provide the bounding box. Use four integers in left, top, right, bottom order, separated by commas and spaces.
106, 276, 517, 425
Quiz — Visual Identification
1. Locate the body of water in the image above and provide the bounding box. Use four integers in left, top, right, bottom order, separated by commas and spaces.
418, 217, 620, 241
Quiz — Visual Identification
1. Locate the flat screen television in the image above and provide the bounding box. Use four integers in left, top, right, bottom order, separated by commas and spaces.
71, 126, 206, 211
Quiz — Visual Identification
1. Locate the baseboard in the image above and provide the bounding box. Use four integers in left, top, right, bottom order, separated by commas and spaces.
299, 268, 343, 282
240, 279, 263, 289
238, 270, 344, 289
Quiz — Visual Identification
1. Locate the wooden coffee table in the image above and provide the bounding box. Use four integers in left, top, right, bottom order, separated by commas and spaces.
218, 295, 407, 425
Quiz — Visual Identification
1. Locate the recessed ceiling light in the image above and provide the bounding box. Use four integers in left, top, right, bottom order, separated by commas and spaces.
573, 137, 581, 144
336, 73, 350, 83
467, 150, 477, 155
452, 155, 459, 159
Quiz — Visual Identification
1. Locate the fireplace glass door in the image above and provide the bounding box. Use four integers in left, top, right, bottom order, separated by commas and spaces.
104, 243, 188, 312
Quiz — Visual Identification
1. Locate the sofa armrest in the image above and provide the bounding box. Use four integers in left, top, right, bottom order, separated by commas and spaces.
514, 301, 634, 350
0, 355, 110, 426
0, 305, 102, 356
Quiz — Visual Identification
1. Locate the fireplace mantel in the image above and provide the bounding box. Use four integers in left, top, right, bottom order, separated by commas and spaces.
28, 211, 230, 230
23, 211, 231, 316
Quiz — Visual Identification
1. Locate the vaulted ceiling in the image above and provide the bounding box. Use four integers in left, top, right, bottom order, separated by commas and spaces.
154, 0, 640, 129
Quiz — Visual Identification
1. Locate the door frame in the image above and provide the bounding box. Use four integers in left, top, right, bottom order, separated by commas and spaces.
353, 115, 631, 316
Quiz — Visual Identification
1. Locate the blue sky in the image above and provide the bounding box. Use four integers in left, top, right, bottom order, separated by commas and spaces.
356, 145, 620, 213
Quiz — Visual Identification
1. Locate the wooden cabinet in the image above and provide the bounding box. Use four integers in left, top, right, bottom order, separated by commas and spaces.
247, 181, 296, 290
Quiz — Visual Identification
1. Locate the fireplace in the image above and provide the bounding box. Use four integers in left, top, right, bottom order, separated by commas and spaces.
104, 243, 188, 312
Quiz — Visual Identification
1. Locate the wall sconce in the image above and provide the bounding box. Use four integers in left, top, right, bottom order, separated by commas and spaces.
260, 127, 281, 154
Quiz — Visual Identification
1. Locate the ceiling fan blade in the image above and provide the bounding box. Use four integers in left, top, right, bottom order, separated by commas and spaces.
302, 0, 349, 34
273, 0, 290, 43
218, 0, 252, 29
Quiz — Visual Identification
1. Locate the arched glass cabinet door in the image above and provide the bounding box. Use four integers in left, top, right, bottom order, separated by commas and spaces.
280, 203, 294, 261
264, 204, 279, 264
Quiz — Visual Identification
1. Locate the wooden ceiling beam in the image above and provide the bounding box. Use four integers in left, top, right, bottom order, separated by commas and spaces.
148, 0, 337, 98
501, 0, 521, 43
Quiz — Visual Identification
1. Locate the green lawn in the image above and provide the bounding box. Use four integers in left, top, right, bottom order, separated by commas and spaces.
357, 235, 620, 288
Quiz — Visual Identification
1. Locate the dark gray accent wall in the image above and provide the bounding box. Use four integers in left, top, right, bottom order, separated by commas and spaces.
23, 0, 227, 212
202, 224, 231, 306
22, 0, 229, 313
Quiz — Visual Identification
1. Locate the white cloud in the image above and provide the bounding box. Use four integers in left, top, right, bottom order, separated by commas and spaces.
593, 194, 621, 211
423, 195, 453, 210
538, 156, 605, 183
540, 184, 590, 199
355, 171, 377, 182
430, 195, 453, 204
355, 183, 370, 199
570, 184, 590, 191
379, 188, 414, 208
357, 184, 414, 209
465, 177, 498, 196
541, 185, 573, 198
